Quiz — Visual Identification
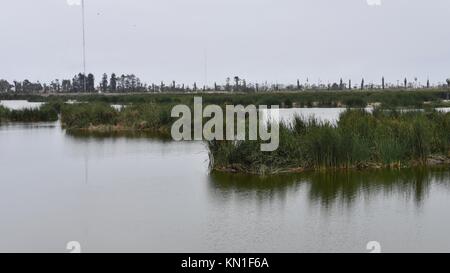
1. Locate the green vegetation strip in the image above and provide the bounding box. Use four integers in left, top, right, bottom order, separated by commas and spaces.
2, 89, 450, 108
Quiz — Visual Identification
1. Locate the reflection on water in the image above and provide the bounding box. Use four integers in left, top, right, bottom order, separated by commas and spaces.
210, 168, 450, 210
66, 129, 171, 142
0, 121, 57, 130
207, 168, 450, 253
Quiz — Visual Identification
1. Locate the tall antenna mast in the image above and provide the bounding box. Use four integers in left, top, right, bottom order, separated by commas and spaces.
81, 0, 87, 92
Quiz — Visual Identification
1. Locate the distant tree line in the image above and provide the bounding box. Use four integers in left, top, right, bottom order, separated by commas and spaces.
0, 73, 96, 93
1, 74, 450, 94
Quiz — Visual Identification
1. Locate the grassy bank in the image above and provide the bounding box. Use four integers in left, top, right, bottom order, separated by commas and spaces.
0, 103, 59, 123
2, 89, 450, 108
208, 109, 450, 174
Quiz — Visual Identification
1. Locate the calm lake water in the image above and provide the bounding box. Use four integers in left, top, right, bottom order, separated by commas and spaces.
1, 101, 450, 253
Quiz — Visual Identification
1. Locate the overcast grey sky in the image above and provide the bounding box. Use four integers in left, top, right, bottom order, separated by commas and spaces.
0, 0, 449, 86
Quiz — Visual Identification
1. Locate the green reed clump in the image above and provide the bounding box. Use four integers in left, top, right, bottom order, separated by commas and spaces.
0, 103, 59, 122
208, 109, 450, 174
61, 103, 118, 129
116, 103, 173, 131
60, 102, 174, 133
0, 105, 8, 120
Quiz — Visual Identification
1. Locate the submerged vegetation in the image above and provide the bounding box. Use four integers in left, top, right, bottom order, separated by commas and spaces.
208, 109, 450, 174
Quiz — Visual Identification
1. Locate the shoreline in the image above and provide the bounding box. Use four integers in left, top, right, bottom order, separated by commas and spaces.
212, 155, 450, 175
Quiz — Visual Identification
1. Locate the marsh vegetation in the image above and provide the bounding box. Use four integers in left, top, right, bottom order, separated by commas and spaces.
0, 103, 59, 123
208, 109, 450, 174
60, 102, 173, 135
2, 89, 450, 109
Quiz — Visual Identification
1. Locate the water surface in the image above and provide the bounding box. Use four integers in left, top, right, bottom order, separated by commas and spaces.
0, 121, 450, 253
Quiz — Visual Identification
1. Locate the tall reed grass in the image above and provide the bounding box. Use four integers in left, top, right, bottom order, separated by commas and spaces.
0, 103, 59, 122
208, 109, 450, 174
60, 102, 173, 134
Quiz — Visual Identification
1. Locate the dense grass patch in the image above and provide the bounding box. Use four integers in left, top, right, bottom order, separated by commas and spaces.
208, 109, 450, 174
60, 103, 118, 129
0, 106, 8, 120
60, 103, 173, 134
0, 103, 59, 122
